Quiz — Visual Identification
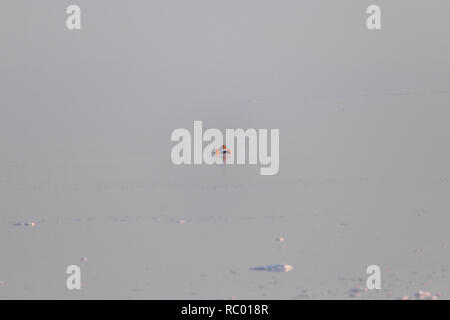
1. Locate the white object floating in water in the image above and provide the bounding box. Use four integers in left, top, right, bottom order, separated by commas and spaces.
415, 291, 433, 300
250, 264, 293, 272
13, 222, 36, 227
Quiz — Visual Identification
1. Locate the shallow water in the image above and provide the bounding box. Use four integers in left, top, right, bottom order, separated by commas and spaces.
1, 1, 450, 299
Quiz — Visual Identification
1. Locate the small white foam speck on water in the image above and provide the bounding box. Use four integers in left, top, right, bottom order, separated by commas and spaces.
250, 264, 293, 272
13, 222, 36, 227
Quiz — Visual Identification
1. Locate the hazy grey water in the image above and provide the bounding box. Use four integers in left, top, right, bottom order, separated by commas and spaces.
1, 0, 450, 299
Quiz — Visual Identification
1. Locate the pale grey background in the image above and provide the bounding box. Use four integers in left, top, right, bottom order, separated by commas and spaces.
1, 0, 450, 299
